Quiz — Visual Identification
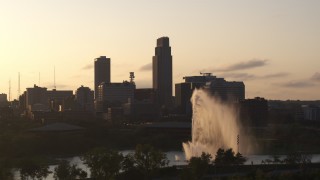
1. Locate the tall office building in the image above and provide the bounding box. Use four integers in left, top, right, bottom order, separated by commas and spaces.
94, 56, 111, 99
152, 37, 172, 108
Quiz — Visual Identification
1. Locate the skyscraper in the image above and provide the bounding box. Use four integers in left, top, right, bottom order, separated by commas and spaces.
94, 56, 111, 99
152, 37, 172, 108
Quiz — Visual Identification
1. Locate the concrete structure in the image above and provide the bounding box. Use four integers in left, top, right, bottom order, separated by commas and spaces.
153, 37, 172, 108
96, 81, 135, 112
94, 56, 111, 99
75, 86, 94, 112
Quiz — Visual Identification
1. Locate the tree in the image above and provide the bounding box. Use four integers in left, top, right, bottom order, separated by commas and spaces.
132, 144, 168, 180
235, 152, 247, 165
284, 152, 312, 165
187, 152, 212, 180
53, 160, 87, 180
214, 148, 247, 166
82, 148, 123, 180
0, 165, 13, 180
214, 148, 225, 166
19, 158, 51, 180
223, 149, 236, 165
0, 158, 13, 180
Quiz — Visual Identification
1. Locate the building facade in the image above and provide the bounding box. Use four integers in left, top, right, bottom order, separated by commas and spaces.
205, 78, 245, 102
94, 56, 111, 99
96, 81, 135, 112
0, 93, 8, 107
75, 86, 94, 112
26, 85, 48, 111
175, 74, 245, 116
152, 37, 172, 108
239, 97, 268, 126
47, 89, 73, 111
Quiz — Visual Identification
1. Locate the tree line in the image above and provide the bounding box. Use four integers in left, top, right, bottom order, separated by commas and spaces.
1, 145, 249, 180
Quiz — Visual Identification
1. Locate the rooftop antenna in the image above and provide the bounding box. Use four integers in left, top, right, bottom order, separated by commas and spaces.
54, 66, 56, 89
129, 72, 135, 84
9, 79, 11, 102
38, 72, 40, 86
17, 72, 20, 99
200, 72, 212, 76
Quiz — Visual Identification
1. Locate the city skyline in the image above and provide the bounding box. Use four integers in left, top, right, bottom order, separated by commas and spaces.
1, 0, 320, 100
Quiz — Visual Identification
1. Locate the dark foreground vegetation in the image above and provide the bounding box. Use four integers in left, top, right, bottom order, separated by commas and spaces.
2, 144, 320, 179
1, 112, 320, 179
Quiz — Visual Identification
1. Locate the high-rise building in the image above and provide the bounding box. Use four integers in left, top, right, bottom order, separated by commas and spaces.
152, 37, 172, 108
94, 56, 111, 99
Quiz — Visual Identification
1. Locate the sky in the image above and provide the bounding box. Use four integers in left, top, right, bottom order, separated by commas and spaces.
0, 0, 320, 100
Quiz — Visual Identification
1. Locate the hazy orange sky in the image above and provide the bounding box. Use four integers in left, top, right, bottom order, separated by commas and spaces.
1, 0, 319, 100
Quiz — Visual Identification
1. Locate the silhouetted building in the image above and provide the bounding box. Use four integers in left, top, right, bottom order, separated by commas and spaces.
175, 83, 192, 115
0, 93, 7, 102
240, 97, 268, 126
96, 81, 135, 113
123, 88, 158, 120
47, 89, 73, 112
205, 78, 245, 102
302, 105, 320, 121
0, 93, 8, 107
175, 73, 245, 116
134, 88, 156, 103
26, 85, 48, 112
75, 86, 94, 112
153, 37, 172, 109
94, 56, 111, 99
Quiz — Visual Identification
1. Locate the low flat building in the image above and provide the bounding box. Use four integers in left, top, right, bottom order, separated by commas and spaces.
96, 81, 135, 113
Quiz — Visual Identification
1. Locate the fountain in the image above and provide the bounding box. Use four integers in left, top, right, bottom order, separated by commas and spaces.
183, 89, 241, 160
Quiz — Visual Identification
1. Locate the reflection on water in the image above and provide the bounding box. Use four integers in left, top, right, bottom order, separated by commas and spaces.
13, 151, 320, 180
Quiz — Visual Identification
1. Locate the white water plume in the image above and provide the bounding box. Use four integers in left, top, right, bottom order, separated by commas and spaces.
183, 89, 241, 160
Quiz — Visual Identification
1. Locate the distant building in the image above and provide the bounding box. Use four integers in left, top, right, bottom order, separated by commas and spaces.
75, 86, 94, 112
0, 93, 8, 107
26, 85, 48, 112
0, 93, 7, 102
239, 97, 268, 126
175, 83, 196, 115
153, 37, 173, 108
47, 89, 73, 111
134, 88, 156, 103
123, 88, 158, 120
94, 56, 111, 99
96, 81, 135, 113
205, 78, 245, 102
302, 105, 320, 121
22, 85, 74, 120
175, 73, 245, 116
